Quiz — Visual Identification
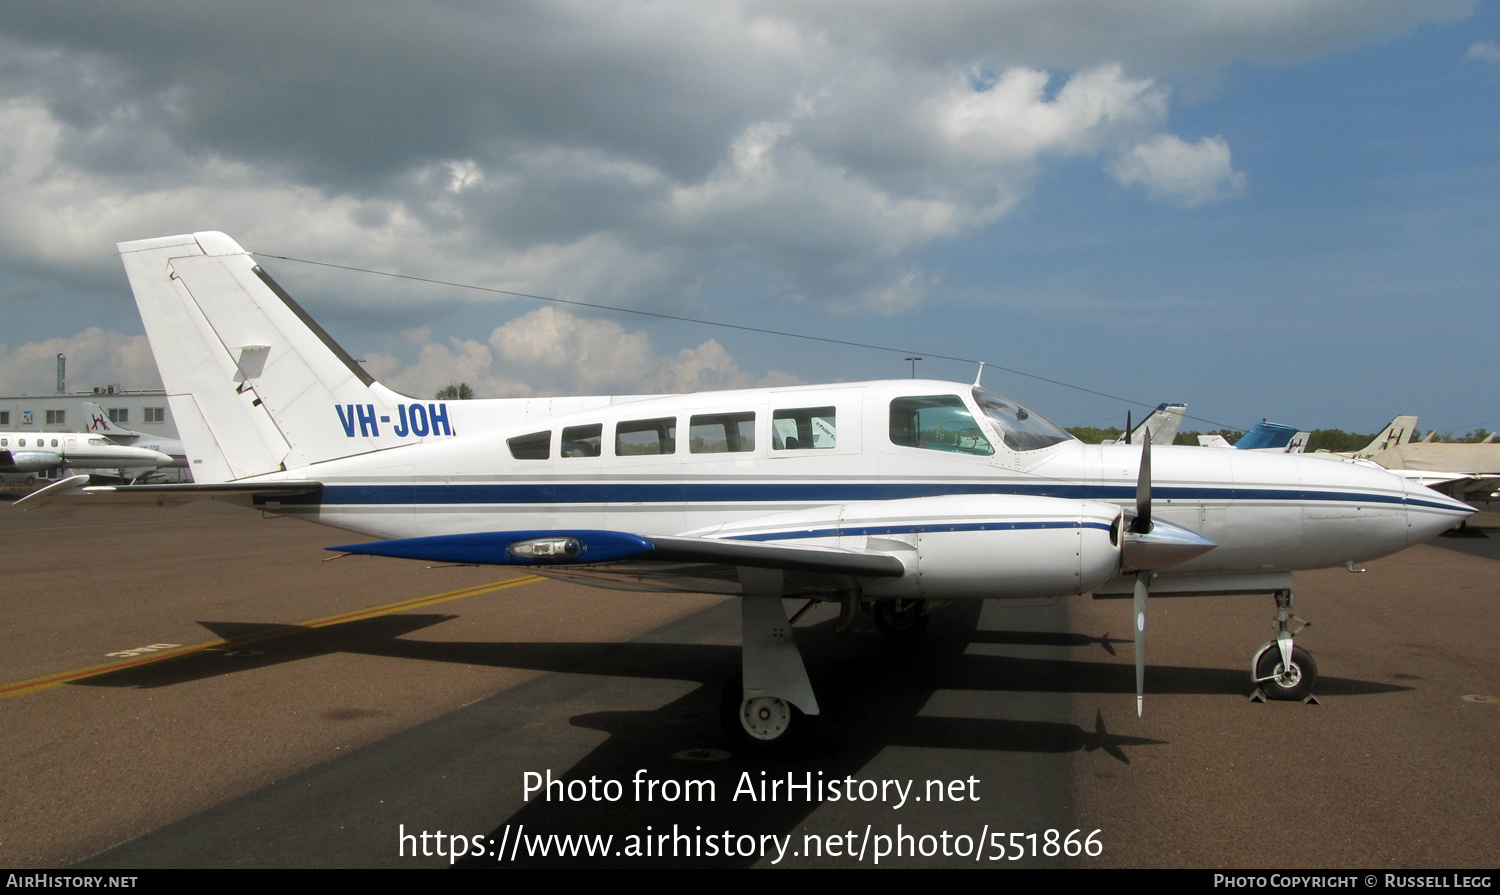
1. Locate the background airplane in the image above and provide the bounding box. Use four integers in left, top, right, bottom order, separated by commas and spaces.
20, 232, 1473, 751
1198, 420, 1310, 453
1310, 415, 1500, 514
1104, 403, 1187, 446
83, 401, 190, 476
1, 430, 173, 480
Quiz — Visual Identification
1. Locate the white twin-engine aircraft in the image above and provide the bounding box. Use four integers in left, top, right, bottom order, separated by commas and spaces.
22, 232, 1473, 751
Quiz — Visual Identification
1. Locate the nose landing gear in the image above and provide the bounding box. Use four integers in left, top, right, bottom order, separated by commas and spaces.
1250, 588, 1319, 704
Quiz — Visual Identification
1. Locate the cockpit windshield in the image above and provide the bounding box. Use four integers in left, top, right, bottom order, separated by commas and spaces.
972, 388, 1075, 452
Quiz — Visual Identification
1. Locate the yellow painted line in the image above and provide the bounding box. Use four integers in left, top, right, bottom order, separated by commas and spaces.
0, 574, 544, 700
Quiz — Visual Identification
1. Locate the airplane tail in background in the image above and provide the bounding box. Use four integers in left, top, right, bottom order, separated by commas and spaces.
1136, 402, 1187, 446
1109, 403, 1187, 445
1354, 415, 1419, 459
83, 401, 140, 442
1235, 420, 1301, 451
117, 232, 427, 483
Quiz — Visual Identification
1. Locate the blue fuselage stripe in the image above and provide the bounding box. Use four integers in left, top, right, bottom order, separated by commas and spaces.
313, 482, 1441, 509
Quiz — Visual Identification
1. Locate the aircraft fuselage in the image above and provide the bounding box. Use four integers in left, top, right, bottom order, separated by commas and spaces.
237, 379, 1467, 595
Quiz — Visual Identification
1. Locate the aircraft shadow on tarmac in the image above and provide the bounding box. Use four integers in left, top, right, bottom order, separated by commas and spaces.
68, 598, 1419, 868
71, 600, 1411, 705
1433, 523, 1500, 561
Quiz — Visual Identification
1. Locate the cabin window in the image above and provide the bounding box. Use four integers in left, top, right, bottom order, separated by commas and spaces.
50, 439, 59, 448
689, 412, 755, 453
561, 424, 603, 457
889, 395, 994, 456
616, 418, 676, 456
1, 438, 7, 446
772, 406, 836, 450
507, 431, 551, 460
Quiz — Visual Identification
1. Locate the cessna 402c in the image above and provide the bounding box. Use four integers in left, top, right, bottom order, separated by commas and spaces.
20, 232, 1473, 750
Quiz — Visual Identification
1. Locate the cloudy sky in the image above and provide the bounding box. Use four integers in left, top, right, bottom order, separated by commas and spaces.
0, 1, 1494, 435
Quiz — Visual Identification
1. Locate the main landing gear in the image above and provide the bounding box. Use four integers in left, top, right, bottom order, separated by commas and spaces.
871, 597, 930, 640
1250, 588, 1319, 703
720, 575, 820, 753
719, 587, 936, 752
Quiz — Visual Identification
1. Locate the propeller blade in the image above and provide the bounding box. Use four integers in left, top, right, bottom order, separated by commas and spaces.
1133, 570, 1149, 717
1131, 437, 1152, 534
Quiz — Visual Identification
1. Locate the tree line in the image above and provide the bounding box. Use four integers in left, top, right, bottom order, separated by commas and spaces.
1065, 426, 1493, 449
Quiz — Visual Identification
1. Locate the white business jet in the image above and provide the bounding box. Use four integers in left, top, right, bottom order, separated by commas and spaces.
19, 232, 1473, 751
2, 430, 173, 479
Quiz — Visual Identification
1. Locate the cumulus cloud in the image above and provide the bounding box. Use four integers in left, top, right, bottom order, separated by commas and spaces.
2, 309, 795, 401
0, 328, 160, 395
0, 1, 1473, 332
1108, 134, 1246, 207
1465, 40, 1500, 63
367, 307, 796, 398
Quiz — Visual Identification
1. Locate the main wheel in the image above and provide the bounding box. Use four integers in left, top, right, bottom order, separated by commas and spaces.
720, 674, 805, 753
1254, 644, 1318, 701
872, 598, 929, 640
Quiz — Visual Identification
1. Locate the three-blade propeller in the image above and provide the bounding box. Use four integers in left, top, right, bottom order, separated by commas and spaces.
1119, 436, 1216, 716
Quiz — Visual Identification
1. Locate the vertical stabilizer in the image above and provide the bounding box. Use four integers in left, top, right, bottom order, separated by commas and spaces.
117, 232, 421, 482
1353, 416, 1418, 459
1116, 403, 1187, 445
1137, 403, 1186, 446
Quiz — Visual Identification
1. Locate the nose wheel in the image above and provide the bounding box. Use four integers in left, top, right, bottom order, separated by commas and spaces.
1254, 644, 1317, 701
1250, 588, 1320, 703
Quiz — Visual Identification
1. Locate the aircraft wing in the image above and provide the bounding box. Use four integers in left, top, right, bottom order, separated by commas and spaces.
330, 529, 908, 597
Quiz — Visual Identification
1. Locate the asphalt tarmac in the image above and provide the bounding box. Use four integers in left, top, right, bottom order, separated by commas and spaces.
1, 497, 1495, 869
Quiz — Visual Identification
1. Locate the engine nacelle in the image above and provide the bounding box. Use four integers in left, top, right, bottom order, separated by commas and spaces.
701, 493, 1123, 600
1, 449, 63, 473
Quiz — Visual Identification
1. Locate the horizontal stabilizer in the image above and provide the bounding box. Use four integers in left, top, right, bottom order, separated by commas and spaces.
12, 474, 92, 508
15, 480, 322, 509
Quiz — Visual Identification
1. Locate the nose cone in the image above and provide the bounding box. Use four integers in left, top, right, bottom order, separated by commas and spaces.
150, 449, 174, 464
1402, 477, 1475, 545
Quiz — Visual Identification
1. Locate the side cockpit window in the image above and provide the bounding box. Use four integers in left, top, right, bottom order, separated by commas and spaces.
889, 395, 994, 456
772, 406, 835, 450
507, 431, 550, 460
